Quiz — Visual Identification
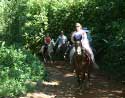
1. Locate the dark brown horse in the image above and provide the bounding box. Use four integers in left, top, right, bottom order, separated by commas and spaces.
73, 41, 92, 88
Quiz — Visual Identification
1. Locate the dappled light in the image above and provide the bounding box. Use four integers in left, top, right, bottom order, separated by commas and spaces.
64, 73, 74, 78
20, 92, 56, 98
0, 0, 124, 97
42, 80, 61, 86
20, 62, 123, 98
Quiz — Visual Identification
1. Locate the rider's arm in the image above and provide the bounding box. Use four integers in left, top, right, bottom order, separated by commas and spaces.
55, 36, 59, 45
82, 31, 88, 40
65, 36, 68, 42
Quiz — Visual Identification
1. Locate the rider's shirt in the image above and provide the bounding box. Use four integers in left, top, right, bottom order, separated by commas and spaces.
73, 31, 83, 41
72, 30, 90, 49
56, 35, 67, 46
45, 36, 51, 44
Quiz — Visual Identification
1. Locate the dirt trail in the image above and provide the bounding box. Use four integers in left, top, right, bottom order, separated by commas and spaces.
20, 61, 124, 98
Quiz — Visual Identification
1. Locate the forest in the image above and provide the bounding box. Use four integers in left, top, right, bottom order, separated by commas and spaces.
0, 0, 124, 97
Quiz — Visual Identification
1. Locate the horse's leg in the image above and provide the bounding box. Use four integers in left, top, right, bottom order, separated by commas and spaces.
71, 50, 75, 72
64, 47, 68, 60
45, 50, 50, 64
81, 71, 85, 89
49, 53, 52, 64
72, 62, 75, 73
45, 54, 49, 64
43, 55, 47, 64
85, 55, 91, 89
75, 68, 81, 87
42, 51, 46, 64
86, 65, 91, 89
82, 65, 90, 89
56, 47, 60, 55
81, 59, 86, 89
52, 52, 55, 64
42, 47, 46, 64
43, 46, 48, 64
49, 52, 53, 64
86, 72, 90, 89
77, 74, 81, 87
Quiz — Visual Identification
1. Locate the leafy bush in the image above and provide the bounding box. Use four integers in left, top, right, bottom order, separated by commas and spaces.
99, 20, 125, 80
102, 44, 125, 80
0, 42, 46, 97
0, 0, 124, 81
23, 0, 48, 53
0, 79, 26, 97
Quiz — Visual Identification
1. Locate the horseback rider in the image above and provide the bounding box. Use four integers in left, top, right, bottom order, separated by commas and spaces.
55, 31, 68, 53
65, 27, 93, 59
83, 27, 96, 53
64, 33, 73, 59
83, 27, 92, 45
71, 23, 99, 69
43, 33, 51, 54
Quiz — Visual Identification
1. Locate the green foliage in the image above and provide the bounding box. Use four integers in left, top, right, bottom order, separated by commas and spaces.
23, 0, 48, 53
100, 20, 125, 80
0, 79, 26, 97
0, 42, 46, 97
0, 1, 124, 96
46, 0, 125, 80
0, 0, 28, 44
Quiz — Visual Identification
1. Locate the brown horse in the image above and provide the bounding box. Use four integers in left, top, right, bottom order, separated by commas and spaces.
73, 41, 92, 88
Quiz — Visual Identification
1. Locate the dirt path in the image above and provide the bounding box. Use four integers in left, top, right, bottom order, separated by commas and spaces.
20, 61, 124, 98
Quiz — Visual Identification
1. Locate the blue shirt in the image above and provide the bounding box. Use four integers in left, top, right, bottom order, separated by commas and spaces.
56, 35, 67, 45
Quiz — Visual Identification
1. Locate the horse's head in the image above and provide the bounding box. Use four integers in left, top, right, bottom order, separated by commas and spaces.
66, 41, 70, 46
50, 39, 55, 47
47, 39, 55, 53
74, 41, 83, 56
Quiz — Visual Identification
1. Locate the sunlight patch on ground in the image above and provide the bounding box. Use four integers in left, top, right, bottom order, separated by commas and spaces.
97, 89, 109, 93
64, 73, 74, 77
42, 80, 60, 86
24, 93, 56, 98
56, 65, 63, 69
111, 90, 122, 94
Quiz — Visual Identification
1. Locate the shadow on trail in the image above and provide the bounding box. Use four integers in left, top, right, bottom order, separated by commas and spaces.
20, 61, 124, 98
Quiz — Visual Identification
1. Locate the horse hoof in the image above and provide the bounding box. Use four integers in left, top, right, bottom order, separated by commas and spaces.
86, 82, 90, 89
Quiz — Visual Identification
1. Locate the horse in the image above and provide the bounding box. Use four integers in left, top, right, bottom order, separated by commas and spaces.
39, 39, 55, 64
71, 41, 92, 89
55, 42, 68, 60
64, 41, 73, 62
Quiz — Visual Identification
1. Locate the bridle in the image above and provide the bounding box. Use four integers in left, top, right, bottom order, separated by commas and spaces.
74, 41, 83, 54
